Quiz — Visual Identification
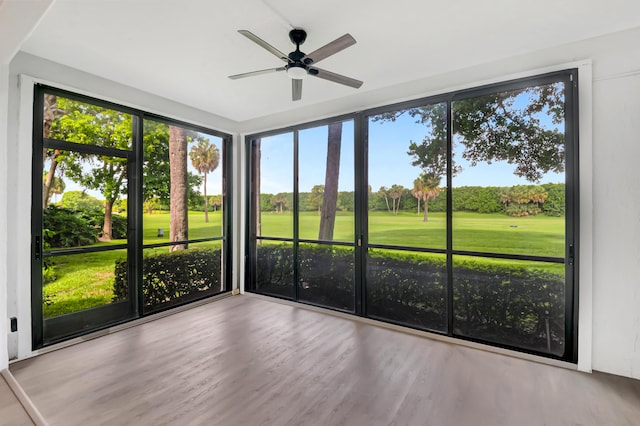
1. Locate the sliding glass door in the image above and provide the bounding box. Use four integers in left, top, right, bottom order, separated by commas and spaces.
248, 70, 578, 361
32, 85, 232, 347
249, 119, 356, 312
32, 88, 137, 345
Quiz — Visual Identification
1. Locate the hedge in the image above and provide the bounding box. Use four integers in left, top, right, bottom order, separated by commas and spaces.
43, 205, 127, 248
114, 248, 222, 312
255, 244, 565, 355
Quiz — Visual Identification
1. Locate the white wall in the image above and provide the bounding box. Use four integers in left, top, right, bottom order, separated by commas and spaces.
0, 0, 54, 371
6, 52, 241, 359
0, 62, 9, 370
240, 26, 640, 379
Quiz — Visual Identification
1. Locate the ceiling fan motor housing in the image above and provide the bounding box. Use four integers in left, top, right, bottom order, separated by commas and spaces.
289, 29, 307, 46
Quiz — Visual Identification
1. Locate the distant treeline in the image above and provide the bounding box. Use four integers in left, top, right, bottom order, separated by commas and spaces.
260, 183, 565, 217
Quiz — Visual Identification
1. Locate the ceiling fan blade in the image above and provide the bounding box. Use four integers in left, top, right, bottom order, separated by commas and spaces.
228, 67, 286, 80
303, 34, 356, 65
309, 67, 363, 89
292, 79, 303, 101
238, 30, 289, 62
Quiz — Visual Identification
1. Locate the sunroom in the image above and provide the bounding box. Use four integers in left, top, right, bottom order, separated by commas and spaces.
1, 0, 640, 424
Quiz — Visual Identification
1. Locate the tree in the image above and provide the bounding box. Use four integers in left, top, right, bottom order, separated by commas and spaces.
143, 120, 202, 214
271, 193, 287, 213
169, 125, 188, 251
44, 172, 65, 205
307, 185, 324, 215
388, 184, 405, 215
378, 186, 391, 213
318, 122, 342, 241
499, 185, 548, 217
373, 84, 565, 215
60, 190, 103, 211
417, 173, 441, 222
49, 98, 130, 240
189, 139, 220, 223
252, 139, 262, 239
209, 195, 222, 212
411, 178, 424, 214
453, 84, 565, 182
42, 94, 66, 208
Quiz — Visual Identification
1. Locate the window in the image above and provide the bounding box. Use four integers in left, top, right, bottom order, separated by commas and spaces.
32, 86, 232, 347
247, 70, 578, 361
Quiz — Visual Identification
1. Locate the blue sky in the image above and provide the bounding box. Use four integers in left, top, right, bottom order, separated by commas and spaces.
259, 112, 564, 195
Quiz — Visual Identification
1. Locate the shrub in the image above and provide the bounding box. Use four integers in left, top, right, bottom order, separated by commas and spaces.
43, 205, 99, 248
541, 183, 565, 217
253, 245, 565, 355
113, 248, 222, 311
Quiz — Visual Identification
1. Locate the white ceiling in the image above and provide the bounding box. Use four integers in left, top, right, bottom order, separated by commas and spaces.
19, 0, 640, 123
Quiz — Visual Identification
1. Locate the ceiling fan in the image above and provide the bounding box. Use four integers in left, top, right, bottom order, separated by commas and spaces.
229, 28, 363, 101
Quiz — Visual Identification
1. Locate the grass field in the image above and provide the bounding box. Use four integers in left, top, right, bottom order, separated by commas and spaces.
261, 210, 564, 257
44, 210, 565, 318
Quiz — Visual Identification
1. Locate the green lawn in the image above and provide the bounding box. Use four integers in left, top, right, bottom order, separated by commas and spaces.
44, 209, 565, 318
262, 210, 564, 257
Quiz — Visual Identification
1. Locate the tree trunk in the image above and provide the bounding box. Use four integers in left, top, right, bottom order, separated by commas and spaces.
423, 198, 429, 222
42, 95, 63, 208
42, 152, 59, 208
417, 197, 421, 214
102, 199, 114, 241
169, 126, 188, 251
384, 195, 390, 213
318, 122, 342, 241
252, 139, 261, 241
203, 173, 209, 223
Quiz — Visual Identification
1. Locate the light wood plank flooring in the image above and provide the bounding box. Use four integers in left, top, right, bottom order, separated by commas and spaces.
10, 295, 640, 426
0, 372, 35, 425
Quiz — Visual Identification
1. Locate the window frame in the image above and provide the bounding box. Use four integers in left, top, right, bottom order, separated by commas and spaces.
246, 69, 579, 362
31, 84, 233, 348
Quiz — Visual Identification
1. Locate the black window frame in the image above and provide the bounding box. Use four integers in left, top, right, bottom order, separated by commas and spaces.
31, 84, 233, 348
246, 69, 579, 362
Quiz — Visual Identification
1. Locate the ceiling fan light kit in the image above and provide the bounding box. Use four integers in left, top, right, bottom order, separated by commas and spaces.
229, 28, 363, 101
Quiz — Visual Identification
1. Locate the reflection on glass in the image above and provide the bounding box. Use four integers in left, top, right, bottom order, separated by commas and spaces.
142, 120, 223, 247
141, 241, 224, 314
255, 242, 294, 299
44, 94, 133, 149
43, 249, 128, 318
253, 134, 294, 238
452, 256, 565, 356
43, 151, 128, 247
368, 103, 447, 249
298, 121, 355, 243
298, 243, 354, 311
452, 82, 566, 257
366, 249, 447, 331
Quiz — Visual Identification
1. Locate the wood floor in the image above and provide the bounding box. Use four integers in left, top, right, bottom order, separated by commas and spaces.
0, 372, 35, 425
10, 295, 640, 426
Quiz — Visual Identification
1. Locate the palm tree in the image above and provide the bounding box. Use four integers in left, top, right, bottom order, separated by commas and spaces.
209, 194, 222, 212
388, 184, 404, 215
419, 173, 441, 222
378, 186, 391, 213
318, 122, 342, 241
411, 177, 424, 214
169, 125, 188, 251
189, 139, 220, 223
271, 193, 287, 213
